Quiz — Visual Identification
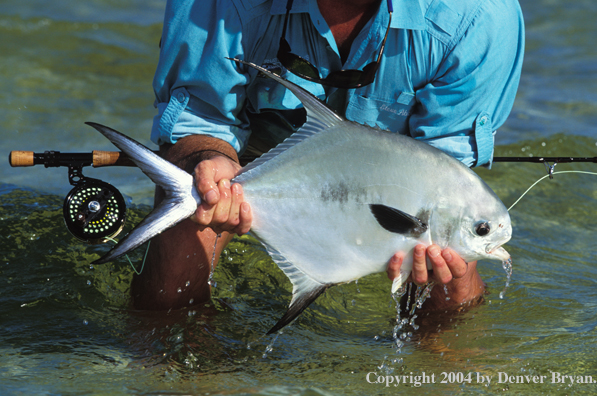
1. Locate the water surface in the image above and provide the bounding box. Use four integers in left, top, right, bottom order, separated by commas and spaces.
1, 0, 597, 394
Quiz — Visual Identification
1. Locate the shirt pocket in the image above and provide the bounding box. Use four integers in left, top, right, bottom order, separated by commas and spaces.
345, 92, 415, 133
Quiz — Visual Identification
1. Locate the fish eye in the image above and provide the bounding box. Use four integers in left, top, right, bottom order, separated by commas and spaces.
475, 221, 491, 236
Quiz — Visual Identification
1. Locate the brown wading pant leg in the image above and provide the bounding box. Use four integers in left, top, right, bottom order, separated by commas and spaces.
130, 136, 240, 311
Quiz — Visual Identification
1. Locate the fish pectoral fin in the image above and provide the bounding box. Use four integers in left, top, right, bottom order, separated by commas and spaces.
267, 282, 330, 335
369, 204, 428, 237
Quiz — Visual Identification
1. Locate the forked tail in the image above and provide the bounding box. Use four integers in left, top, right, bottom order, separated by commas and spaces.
86, 122, 199, 264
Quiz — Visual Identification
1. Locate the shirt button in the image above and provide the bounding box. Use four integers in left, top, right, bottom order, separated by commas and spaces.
177, 92, 186, 103
479, 116, 488, 126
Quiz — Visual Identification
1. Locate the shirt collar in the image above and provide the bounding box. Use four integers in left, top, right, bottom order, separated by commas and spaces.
270, 0, 426, 31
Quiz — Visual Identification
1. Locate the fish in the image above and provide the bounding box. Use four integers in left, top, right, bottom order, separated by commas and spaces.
87, 58, 512, 335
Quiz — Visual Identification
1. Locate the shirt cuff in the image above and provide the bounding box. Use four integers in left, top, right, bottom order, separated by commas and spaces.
151, 87, 250, 153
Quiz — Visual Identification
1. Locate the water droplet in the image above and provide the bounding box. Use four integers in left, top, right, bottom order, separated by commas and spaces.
185, 280, 190, 287
86, 280, 91, 286
189, 298, 194, 304
177, 287, 182, 293
83, 320, 88, 325
499, 258, 513, 299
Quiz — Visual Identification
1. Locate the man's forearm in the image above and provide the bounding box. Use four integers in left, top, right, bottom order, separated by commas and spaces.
159, 134, 239, 174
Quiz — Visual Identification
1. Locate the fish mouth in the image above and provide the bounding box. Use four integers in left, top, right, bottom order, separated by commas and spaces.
485, 238, 511, 261
487, 246, 510, 261
485, 233, 512, 261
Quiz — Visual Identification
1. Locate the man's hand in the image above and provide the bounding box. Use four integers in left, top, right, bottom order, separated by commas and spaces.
387, 244, 485, 308
192, 155, 252, 235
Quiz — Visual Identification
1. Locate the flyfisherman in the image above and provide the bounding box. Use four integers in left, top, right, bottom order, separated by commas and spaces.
134, 0, 524, 313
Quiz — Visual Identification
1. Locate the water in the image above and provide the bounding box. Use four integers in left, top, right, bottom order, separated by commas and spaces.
1, 0, 597, 394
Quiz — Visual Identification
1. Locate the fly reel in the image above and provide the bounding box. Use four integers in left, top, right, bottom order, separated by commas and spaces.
8, 148, 131, 245
63, 178, 126, 244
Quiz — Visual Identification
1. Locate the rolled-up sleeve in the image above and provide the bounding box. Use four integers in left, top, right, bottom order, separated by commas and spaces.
151, 0, 251, 152
409, 0, 525, 167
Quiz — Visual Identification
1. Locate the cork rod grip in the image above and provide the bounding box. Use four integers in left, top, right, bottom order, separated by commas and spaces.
92, 150, 137, 167
8, 151, 35, 167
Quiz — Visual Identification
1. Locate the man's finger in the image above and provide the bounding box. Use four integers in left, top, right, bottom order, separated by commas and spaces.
195, 159, 220, 205
442, 248, 468, 279
235, 201, 252, 235
428, 245, 452, 284
211, 179, 232, 224
227, 182, 242, 228
386, 252, 404, 280
412, 244, 428, 285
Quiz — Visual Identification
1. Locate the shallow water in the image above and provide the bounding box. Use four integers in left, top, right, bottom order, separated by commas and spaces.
2, 0, 597, 395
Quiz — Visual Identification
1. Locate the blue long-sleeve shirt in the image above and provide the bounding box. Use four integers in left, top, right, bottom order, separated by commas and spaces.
151, 0, 524, 167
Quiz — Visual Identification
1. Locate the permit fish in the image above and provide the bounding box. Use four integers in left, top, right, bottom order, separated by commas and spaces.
88, 58, 512, 334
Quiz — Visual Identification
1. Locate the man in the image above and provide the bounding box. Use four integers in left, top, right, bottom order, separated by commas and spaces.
132, 0, 524, 313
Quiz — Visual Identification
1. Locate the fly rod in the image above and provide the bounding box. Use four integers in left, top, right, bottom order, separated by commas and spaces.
8, 149, 597, 244
11, 151, 597, 168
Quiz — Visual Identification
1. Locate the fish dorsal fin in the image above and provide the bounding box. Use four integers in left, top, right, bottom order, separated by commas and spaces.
259, 241, 331, 335
369, 204, 428, 237
229, 58, 343, 178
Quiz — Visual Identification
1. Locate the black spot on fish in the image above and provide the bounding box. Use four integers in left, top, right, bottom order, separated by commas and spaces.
320, 182, 350, 204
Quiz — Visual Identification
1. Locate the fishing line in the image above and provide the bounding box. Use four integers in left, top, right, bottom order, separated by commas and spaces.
104, 236, 150, 275
507, 170, 597, 212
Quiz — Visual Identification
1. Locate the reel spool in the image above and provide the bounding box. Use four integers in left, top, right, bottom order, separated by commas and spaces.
63, 178, 126, 244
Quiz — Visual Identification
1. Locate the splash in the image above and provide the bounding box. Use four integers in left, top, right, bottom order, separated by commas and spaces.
260, 331, 282, 359
207, 233, 221, 288
499, 258, 513, 299
379, 281, 435, 374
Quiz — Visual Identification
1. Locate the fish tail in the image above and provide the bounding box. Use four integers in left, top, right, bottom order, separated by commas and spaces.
86, 122, 198, 263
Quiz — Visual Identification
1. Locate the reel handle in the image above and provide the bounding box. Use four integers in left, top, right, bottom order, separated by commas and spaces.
9, 150, 139, 168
